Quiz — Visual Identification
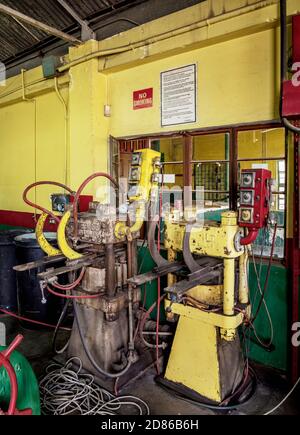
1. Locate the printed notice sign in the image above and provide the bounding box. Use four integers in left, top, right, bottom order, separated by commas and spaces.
133, 88, 153, 110
161, 64, 197, 126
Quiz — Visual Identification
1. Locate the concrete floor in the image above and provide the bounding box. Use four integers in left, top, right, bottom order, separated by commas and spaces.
1, 314, 299, 416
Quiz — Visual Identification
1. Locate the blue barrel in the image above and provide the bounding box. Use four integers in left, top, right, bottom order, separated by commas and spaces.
14, 233, 64, 329
0, 229, 33, 311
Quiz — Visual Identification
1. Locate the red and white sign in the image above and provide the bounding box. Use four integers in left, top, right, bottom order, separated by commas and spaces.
133, 88, 153, 110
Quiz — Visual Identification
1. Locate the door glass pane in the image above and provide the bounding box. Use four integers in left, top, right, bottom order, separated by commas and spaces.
238, 128, 285, 159
193, 133, 229, 161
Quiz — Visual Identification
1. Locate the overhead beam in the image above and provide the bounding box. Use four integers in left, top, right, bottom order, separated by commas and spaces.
0, 2, 81, 44
56, 0, 95, 41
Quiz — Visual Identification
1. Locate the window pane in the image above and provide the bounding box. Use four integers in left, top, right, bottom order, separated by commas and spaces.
238, 128, 285, 159
163, 163, 183, 189
193, 133, 229, 161
159, 137, 183, 162
252, 225, 285, 259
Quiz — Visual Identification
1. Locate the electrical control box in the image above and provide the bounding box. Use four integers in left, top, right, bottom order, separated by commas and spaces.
238, 169, 272, 229
128, 148, 161, 202
51, 194, 93, 213
51, 194, 71, 213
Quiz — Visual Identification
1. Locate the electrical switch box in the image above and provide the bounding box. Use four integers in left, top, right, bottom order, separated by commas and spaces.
127, 149, 161, 202
238, 169, 272, 229
51, 193, 70, 213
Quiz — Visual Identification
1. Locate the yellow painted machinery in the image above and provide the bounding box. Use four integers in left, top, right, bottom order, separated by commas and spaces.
161, 212, 249, 403
17, 151, 272, 403
130, 167, 273, 404
16, 149, 162, 392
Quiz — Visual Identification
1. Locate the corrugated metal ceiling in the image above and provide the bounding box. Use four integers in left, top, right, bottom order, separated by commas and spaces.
0, 0, 145, 63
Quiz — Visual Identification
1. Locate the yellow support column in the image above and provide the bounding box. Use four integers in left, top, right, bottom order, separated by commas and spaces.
238, 252, 249, 304
68, 40, 110, 197
222, 258, 236, 341
223, 258, 235, 316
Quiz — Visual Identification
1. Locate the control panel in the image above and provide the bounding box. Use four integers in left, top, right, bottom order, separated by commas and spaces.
238, 169, 272, 229
51, 193, 71, 213
128, 148, 161, 202
51, 194, 92, 213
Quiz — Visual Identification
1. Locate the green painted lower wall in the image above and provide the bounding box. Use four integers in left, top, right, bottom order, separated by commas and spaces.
248, 263, 289, 371
0, 225, 29, 231
137, 247, 291, 371
137, 245, 166, 320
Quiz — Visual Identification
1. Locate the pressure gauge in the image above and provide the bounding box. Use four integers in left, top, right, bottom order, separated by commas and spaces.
131, 152, 142, 166
240, 190, 254, 206
241, 172, 255, 188
129, 167, 141, 182
239, 208, 254, 224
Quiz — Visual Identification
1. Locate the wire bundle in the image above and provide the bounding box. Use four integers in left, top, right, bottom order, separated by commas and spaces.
39, 358, 150, 415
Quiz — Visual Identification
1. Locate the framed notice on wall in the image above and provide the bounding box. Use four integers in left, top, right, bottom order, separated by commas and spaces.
161, 64, 197, 127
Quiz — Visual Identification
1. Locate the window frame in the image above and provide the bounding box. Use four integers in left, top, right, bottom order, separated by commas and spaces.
115, 120, 287, 262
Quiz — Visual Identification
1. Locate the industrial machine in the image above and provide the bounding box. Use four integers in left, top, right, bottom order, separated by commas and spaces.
16, 149, 162, 391
129, 167, 273, 403
16, 150, 272, 404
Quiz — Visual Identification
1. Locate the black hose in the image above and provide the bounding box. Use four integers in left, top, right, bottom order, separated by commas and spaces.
251, 223, 277, 323
157, 367, 257, 412
73, 301, 132, 379
52, 300, 71, 355
280, 0, 300, 133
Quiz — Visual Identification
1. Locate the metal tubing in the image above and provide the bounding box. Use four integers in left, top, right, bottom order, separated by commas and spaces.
223, 258, 235, 316
238, 253, 248, 304
126, 241, 135, 351
105, 243, 116, 297
183, 134, 193, 209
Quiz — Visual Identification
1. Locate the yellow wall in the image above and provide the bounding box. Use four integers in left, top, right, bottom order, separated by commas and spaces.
0, 83, 67, 213
0, 0, 296, 230
109, 28, 277, 137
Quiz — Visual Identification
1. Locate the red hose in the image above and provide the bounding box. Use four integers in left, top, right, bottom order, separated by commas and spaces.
139, 294, 166, 336
46, 285, 101, 299
0, 308, 71, 331
0, 335, 23, 415
51, 268, 86, 291
240, 229, 259, 246
0, 354, 18, 414
72, 173, 118, 238
23, 181, 74, 223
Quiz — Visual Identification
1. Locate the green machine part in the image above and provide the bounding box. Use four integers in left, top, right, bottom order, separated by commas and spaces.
0, 347, 41, 415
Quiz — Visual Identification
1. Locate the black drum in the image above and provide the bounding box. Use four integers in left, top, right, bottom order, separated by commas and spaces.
14, 232, 64, 329
0, 228, 33, 311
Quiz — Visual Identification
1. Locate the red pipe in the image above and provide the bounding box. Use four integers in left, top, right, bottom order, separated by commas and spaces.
51, 268, 86, 291
23, 181, 74, 223
46, 285, 101, 299
72, 173, 118, 238
0, 308, 71, 331
240, 229, 259, 246
0, 335, 23, 415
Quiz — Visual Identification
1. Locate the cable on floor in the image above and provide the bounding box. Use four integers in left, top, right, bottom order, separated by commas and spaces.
39, 357, 150, 415
263, 377, 300, 415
